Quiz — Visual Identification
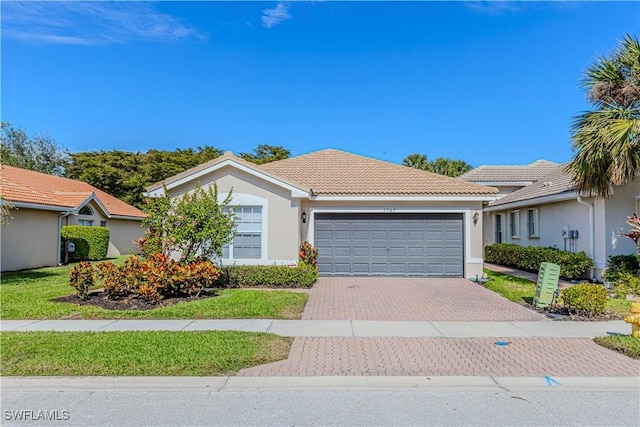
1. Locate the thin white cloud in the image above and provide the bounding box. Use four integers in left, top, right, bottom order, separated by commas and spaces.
1, 1, 206, 45
463, 1, 529, 15
262, 2, 291, 29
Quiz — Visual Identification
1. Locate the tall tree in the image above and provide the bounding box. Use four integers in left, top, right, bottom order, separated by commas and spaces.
567, 34, 640, 197
65, 146, 221, 208
401, 153, 472, 177
240, 144, 290, 164
0, 122, 70, 176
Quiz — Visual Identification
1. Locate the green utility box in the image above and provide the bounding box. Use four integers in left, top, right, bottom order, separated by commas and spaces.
533, 262, 561, 308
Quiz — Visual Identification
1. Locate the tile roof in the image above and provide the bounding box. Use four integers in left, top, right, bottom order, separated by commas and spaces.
459, 160, 560, 183
488, 164, 576, 207
145, 151, 308, 193
258, 149, 498, 196
0, 165, 146, 218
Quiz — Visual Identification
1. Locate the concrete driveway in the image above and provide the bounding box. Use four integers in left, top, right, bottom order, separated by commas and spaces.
302, 277, 543, 321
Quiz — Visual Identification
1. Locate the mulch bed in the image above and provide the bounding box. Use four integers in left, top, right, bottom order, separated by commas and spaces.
53, 290, 217, 311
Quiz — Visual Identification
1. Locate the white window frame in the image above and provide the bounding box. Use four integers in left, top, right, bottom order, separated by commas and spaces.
224, 206, 263, 260
79, 205, 93, 215
509, 210, 520, 239
527, 208, 539, 238
79, 219, 94, 227
218, 193, 268, 262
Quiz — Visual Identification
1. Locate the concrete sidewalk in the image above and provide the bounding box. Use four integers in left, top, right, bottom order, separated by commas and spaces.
1, 319, 629, 338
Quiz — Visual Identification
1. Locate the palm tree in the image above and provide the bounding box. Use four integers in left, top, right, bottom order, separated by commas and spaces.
567, 34, 640, 197
402, 153, 431, 171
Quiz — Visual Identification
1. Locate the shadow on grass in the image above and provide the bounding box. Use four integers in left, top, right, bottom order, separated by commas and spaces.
522, 296, 534, 305
1, 270, 63, 284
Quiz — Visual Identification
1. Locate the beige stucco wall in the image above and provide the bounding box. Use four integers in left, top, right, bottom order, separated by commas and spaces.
167, 165, 300, 264
63, 200, 145, 257
1, 208, 59, 272
106, 219, 145, 257
302, 199, 486, 279
602, 178, 640, 263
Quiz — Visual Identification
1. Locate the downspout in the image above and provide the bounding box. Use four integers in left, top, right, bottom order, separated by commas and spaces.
576, 196, 595, 280
57, 211, 73, 266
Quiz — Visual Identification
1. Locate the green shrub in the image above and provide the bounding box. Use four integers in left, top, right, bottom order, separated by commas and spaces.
603, 254, 640, 298
215, 264, 317, 288
61, 226, 110, 261
560, 283, 609, 317
485, 243, 594, 280
68, 262, 95, 300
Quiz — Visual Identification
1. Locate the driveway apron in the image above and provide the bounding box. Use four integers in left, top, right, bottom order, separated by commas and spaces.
301, 277, 543, 321
239, 277, 640, 377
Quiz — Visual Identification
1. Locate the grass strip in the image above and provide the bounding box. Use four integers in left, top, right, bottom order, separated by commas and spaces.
593, 335, 640, 360
483, 269, 633, 316
0, 331, 291, 376
0, 260, 307, 320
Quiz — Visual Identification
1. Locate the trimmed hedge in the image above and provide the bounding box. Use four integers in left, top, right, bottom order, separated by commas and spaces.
215, 264, 318, 288
485, 243, 594, 280
61, 225, 110, 261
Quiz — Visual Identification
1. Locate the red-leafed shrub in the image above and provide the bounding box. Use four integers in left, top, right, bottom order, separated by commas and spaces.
68, 262, 95, 300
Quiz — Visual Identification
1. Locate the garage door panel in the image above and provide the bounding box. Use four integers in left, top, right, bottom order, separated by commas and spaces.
315, 213, 463, 277
352, 246, 369, 257
334, 246, 351, 257
352, 230, 369, 240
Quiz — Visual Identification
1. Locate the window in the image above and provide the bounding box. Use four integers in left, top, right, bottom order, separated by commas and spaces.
495, 214, 503, 243
79, 206, 93, 215
223, 206, 262, 259
527, 208, 539, 238
509, 210, 520, 239
100, 221, 107, 227
79, 219, 94, 226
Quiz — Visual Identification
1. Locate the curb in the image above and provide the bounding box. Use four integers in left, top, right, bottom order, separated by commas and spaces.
3, 376, 639, 392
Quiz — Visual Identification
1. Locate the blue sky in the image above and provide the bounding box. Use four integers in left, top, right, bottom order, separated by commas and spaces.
2, 1, 639, 167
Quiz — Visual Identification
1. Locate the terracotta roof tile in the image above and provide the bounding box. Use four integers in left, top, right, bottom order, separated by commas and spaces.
259, 149, 498, 196
460, 160, 559, 183
488, 164, 576, 207
0, 165, 146, 218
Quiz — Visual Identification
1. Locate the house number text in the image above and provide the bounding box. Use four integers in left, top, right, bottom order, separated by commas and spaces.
383, 208, 396, 213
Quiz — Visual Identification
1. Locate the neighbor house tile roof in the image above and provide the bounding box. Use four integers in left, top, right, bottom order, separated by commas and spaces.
0, 165, 146, 218
488, 164, 576, 207
459, 160, 559, 183
259, 149, 498, 196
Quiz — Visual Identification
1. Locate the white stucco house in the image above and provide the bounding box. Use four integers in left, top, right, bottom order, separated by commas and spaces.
1, 165, 146, 272
461, 161, 640, 279
146, 149, 499, 279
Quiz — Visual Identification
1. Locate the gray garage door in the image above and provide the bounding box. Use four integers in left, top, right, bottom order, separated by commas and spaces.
314, 213, 463, 277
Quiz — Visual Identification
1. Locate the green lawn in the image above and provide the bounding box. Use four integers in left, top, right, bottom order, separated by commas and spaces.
0, 331, 291, 376
483, 269, 633, 318
0, 260, 308, 320
593, 335, 640, 360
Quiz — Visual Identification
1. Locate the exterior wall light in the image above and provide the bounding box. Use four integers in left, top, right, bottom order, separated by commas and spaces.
301, 211, 307, 224
473, 211, 479, 225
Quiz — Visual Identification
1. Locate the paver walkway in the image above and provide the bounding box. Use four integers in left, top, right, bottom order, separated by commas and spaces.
238, 337, 640, 377
484, 263, 574, 288
302, 277, 543, 321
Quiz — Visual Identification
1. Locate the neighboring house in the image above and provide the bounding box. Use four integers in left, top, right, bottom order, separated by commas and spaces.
1, 165, 146, 272
459, 160, 560, 198
461, 162, 640, 279
145, 149, 498, 278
